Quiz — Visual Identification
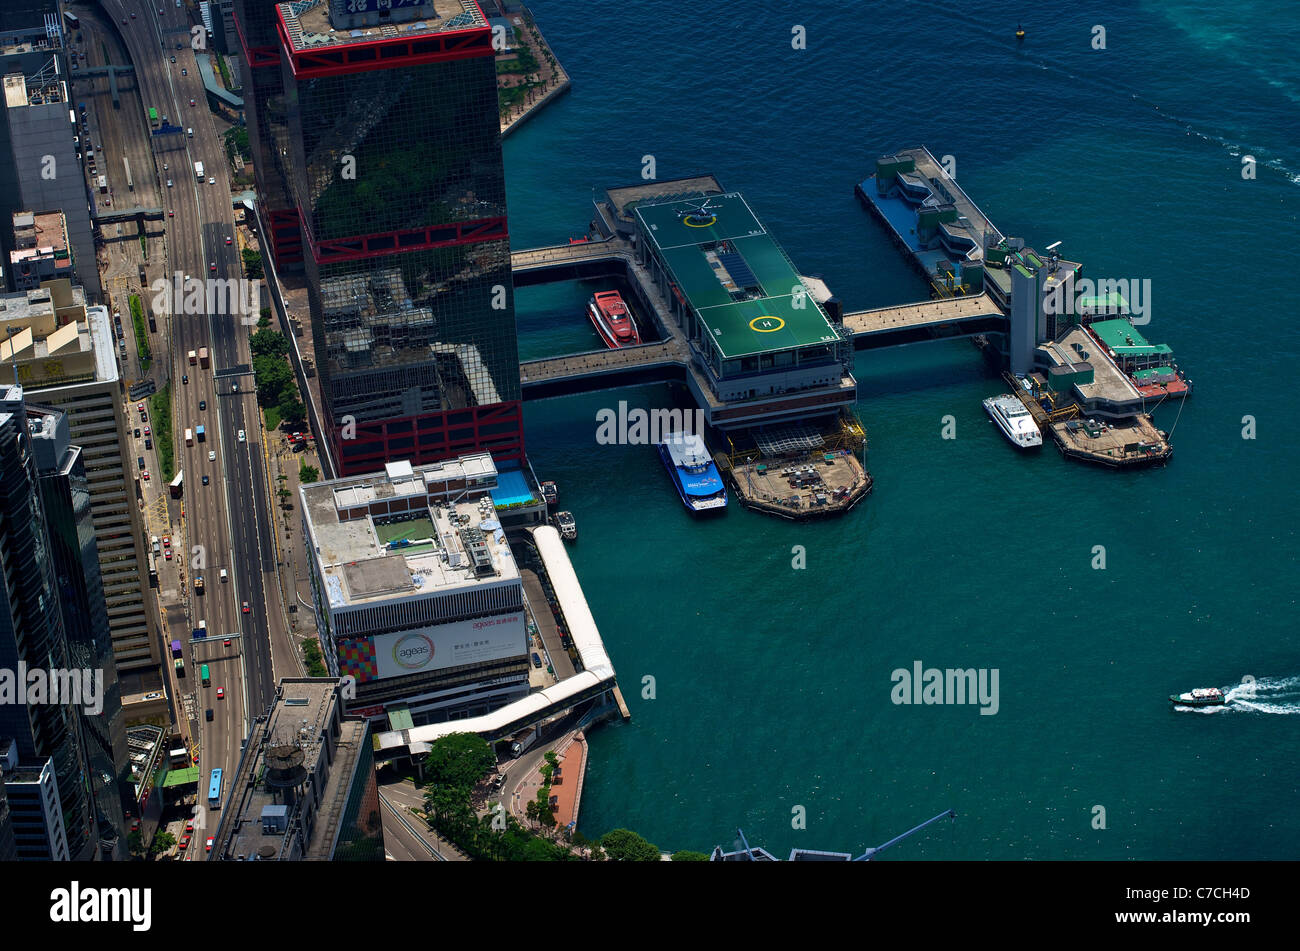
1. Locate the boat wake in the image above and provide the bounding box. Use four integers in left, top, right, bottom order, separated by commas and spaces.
928, 5, 1300, 187
1176, 677, 1300, 714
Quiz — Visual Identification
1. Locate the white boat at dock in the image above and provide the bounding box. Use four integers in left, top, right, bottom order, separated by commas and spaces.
983, 393, 1042, 449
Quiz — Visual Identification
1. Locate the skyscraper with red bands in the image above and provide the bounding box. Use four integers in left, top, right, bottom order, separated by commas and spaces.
233, 0, 522, 475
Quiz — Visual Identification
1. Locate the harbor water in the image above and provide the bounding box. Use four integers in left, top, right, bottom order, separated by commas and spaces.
507, 0, 1300, 858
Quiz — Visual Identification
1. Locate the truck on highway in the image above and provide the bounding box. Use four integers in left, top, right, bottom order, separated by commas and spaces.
198, 346, 210, 368
188, 349, 197, 365
196, 424, 205, 442
184, 427, 193, 447
194, 161, 204, 180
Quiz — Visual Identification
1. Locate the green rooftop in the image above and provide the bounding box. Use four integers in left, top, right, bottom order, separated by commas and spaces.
635, 193, 839, 360
1078, 291, 1129, 312
1090, 319, 1173, 355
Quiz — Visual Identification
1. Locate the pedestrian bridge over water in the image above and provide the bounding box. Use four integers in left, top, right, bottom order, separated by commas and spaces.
511, 241, 1006, 400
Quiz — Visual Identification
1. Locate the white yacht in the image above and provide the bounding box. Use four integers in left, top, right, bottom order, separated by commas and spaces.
983, 394, 1042, 449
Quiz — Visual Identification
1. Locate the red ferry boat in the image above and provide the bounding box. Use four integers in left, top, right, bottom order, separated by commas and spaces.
588, 291, 642, 349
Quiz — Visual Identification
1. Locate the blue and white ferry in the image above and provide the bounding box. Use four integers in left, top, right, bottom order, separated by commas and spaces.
657, 431, 728, 513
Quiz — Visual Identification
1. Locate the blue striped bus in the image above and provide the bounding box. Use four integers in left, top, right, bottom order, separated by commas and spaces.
207, 768, 223, 809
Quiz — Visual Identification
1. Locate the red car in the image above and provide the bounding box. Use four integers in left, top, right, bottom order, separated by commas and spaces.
217, 688, 224, 699
185, 820, 194, 834
141, 470, 149, 481
164, 549, 173, 561
144, 425, 151, 436
223, 638, 231, 647
205, 836, 214, 853
168, 210, 174, 217
136, 402, 144, 413
225, 237, 232, 245
179, 833, 191, 850
162, 535, 171, 549
242, 601, 250, 614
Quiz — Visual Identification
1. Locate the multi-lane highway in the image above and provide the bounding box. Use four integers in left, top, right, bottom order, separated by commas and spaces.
90, 0, 296, 849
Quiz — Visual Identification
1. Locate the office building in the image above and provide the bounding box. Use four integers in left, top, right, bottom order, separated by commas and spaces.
0, 386, 95, 860
300, 455, 530, 727
0, 47, 99, 299
9, 209, 73, 289
235, 0, 523, 475
210, 679, 383, 861
1, 281, 163, 674
27, 403, 129, 859
0, 770, 17, 861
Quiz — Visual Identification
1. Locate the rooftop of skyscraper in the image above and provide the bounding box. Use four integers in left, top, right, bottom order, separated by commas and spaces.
214, 680, 371, 861
0, 287, 116, 388
277, 0, 486, 54
300, 454, 519, 610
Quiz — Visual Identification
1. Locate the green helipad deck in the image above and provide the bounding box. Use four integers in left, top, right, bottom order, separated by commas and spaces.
636, 193, 840, 360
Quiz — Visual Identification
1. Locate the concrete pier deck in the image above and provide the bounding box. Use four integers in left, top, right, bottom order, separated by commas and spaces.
1050, 415, 1171, 468
724, 449, 873, 520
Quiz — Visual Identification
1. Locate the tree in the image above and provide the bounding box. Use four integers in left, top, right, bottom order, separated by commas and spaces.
422, 732, 495, 793
672, 850, 710, 862
242, 248, 263, 279
253, 354, 293, 406
127, 830, 144, 858
250, 329, 289, 358
150, 830, 176, 855
601, 828, 661, 862
299, 463, 320, 484
278, 395, 306, 425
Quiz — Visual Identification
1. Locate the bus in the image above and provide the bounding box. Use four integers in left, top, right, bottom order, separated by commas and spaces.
148, 107, 158, 126
169, 470, 183, 499
200, 664, 210, 686
207, 768, 223, 810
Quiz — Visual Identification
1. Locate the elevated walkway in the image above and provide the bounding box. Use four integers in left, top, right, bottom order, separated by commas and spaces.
510, 238, 635, 287
842, 292, 1006, 350
372, 527, 621, 761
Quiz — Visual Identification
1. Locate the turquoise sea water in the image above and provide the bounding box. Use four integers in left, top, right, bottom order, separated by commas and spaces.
505, 1, 1300, 859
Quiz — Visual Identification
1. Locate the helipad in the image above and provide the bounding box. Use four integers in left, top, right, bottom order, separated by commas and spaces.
635, 193, 840, 360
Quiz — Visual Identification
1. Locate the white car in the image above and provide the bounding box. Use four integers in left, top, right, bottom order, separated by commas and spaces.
208, 177, 215, 184
208, 449, 216, 462
237, 429, 246, 443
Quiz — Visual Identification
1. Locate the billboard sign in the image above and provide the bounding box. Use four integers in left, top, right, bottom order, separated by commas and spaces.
355, 613, 525, 682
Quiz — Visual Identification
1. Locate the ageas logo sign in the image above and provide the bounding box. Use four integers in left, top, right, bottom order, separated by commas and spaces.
392, 633, 434, 670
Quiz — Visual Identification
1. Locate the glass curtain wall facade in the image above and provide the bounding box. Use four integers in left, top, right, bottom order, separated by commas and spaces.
238, 0, 524, 475
0, 392, 94, 860
35, 433, 129, 859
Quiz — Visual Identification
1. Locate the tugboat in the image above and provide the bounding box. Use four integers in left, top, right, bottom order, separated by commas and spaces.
1169, 686, 1225, 707
540, 481, 558, 506
552, 510, 577, 542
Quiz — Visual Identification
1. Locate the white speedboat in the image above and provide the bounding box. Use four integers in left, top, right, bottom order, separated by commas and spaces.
983, 394, 1042, 449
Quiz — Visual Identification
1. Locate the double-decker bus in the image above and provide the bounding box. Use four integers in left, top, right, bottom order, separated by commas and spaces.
207, 768, 223, 810
148, 107, 159, 127
200, 663, 210, 686
169, 470, 183, 499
